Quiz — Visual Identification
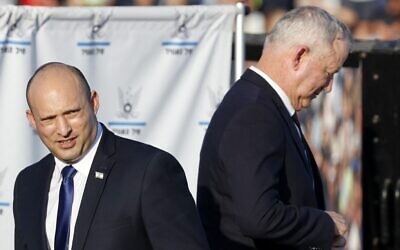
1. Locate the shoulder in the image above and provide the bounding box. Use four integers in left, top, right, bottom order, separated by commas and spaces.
205, 78, 286, 151
216, 71, 281, 125
17, 153, 53, 181
111, 133, 180, 168
100, 124, 169, 157
114, 135, 169, 156
14, 153, 54, 194
222, 74, 267, 107
110, 135, 184, 189
218, 103, 286, 154
219, 99, 285, 142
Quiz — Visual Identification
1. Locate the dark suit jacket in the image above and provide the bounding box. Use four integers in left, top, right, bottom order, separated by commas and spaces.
14, 124, 209, 250
197, 69, 335, 250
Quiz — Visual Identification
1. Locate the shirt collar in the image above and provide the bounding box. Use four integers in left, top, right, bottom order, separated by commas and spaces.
250, 65, 295, 117
54, 122, 103, 178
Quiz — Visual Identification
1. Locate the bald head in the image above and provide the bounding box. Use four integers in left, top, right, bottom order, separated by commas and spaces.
26, 62, 91, 109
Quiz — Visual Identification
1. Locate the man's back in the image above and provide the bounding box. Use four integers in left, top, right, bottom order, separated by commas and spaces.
197, 69, 334, 250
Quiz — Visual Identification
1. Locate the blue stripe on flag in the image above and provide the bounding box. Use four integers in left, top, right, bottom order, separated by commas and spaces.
77, 41, 111, 47
0, 202, 10, 207
198, 121, 210, 126
108, 121, 146, 126
161, 41, 198, 47
0, 40, 31, 46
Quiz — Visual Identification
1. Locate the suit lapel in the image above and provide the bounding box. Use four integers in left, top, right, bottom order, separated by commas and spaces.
36, 155, 55, 249
72, 124, 116, 250
241, 69, 313, 178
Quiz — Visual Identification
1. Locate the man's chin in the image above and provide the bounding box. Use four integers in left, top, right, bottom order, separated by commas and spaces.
301, 100, 312, 109
54, 152, 80, 164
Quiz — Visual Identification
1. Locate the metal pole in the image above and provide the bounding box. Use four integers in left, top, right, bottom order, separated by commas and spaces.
235, 2, 245, 81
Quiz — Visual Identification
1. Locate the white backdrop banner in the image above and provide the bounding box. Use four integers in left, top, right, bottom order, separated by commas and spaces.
0, 5, 237, 249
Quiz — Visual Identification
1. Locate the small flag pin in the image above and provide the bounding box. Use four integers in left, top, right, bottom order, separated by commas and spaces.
95, 171, 104, 180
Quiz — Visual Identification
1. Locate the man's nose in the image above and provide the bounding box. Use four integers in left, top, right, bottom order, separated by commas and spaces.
56, 116, 72, 137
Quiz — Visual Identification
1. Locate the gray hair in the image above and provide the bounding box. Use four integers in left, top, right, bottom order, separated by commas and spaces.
265, 6, 352, 55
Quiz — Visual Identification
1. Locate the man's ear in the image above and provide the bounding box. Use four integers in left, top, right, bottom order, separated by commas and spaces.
293, 46, 309, 70
26, 109, 37, 130
90, 90, 100, 115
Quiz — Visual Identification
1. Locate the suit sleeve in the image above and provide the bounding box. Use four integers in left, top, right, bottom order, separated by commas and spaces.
219, 104, 335, 248
141, 151, 210, 250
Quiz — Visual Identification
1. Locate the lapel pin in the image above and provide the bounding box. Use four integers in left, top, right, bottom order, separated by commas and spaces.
95, 171, 104, 180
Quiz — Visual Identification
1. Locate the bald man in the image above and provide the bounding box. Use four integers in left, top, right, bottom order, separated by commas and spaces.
13, 62, 209, 250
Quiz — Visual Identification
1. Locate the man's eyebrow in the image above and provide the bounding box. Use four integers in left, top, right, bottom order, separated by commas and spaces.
40, 114, 56, 121
39, 108, 81, 121
63, 108, 81, 114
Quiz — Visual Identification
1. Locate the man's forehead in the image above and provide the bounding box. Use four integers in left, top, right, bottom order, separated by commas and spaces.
30, 67, 79, 90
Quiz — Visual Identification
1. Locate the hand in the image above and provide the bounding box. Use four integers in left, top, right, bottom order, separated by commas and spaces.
325, 211, 348, 236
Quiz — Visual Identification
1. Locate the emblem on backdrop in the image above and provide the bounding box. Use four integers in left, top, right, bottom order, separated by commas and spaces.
108, 85, 145, 138
162, 13, 199, 56
117, 86, 141, 119
171, 14, 192, 40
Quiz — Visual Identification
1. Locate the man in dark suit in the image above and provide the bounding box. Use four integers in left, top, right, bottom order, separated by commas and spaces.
197, 6, 352, 250
13, 62, 209, 250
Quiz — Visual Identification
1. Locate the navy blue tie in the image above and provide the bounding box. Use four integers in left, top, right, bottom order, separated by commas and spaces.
55, 165, 77, 250
292, 113, 315, 189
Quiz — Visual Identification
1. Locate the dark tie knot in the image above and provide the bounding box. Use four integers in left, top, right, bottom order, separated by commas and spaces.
62, 165, 77, 179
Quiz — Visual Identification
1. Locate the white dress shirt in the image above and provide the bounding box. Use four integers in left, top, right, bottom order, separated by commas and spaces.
46, 123, 103, 250
249, 65, 295, 117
